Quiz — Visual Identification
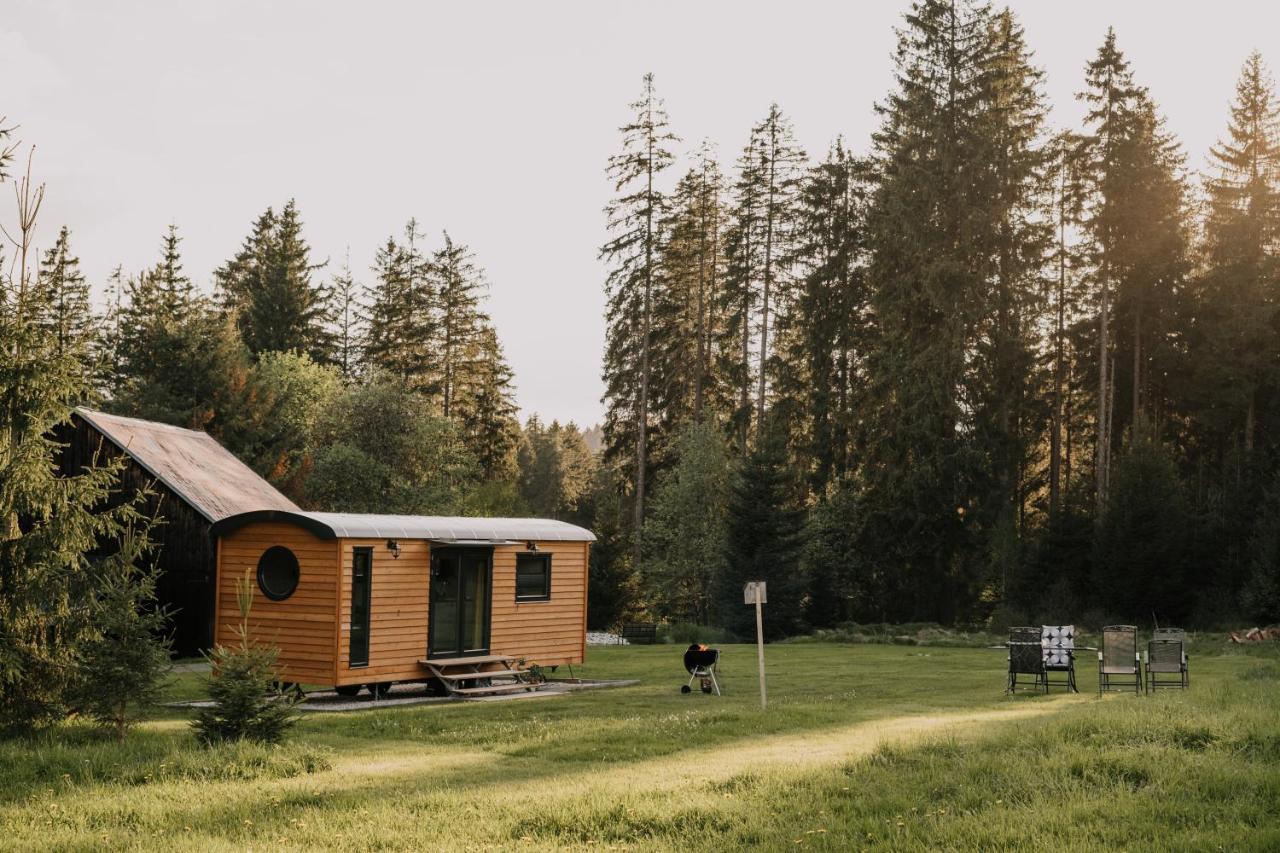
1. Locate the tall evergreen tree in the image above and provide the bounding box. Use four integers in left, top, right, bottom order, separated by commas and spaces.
720, 421, 804, 638
329, 250, 363, 378
774, 139, 870, 497
1192, 51, 1280, 456
216, 201, 332, 362
719, 107, 806, 446
855, 0, 1002, 621
1077, 30, 1189, 507
601, 73, 677, 566
432, 231, 489, 420
362, 220, 436, 393
35, 226, 92, 362
651, 144, 727, 461
641, 420, 731, 626
461, 325, 520, 481
0, 140, 144, 732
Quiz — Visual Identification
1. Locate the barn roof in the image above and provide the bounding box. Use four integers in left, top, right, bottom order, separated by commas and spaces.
209, 509, 597, 543
73, 408, 301, 523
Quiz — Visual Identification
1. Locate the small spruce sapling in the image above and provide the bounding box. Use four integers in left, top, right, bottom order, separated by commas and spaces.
192, 570, 299, 745
71, 520, 173, 741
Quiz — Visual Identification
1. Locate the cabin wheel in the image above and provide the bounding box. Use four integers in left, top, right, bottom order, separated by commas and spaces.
334, 685, 362, 697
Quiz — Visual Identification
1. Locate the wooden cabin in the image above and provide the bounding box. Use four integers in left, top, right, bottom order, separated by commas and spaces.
208, 510, 595, 693
59, 408, 301, 654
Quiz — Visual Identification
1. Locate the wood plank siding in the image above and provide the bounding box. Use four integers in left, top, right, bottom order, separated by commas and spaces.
214, 522, 340, 685
217, 521, 590, 687
489, 542, 589, 667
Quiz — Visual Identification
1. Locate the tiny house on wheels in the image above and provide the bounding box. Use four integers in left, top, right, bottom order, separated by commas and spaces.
58, 408, 596, 693
208, 510, 595, 695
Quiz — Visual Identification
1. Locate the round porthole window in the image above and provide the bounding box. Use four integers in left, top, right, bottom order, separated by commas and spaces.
257, 546, 300, 601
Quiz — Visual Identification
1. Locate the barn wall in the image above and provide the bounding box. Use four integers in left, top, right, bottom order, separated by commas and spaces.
215, 521, 339, 685
58, 417, 217, 655
490, 541, 589, 667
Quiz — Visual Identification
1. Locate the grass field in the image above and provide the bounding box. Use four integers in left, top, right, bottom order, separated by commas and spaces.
1, 640, 1278, 851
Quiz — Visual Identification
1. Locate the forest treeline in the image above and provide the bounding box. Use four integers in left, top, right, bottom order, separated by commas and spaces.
5, 0, 1280, 657
598, 1, 1280, 636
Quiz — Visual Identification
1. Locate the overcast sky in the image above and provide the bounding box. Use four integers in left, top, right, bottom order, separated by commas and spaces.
1, 0, 1270, 426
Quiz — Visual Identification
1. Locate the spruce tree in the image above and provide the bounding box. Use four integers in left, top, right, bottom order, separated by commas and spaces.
216, 201, 332, 362
601, 73, 677, 566
363, 220, 436, 394
432, 231, 489, 420
774, 139, 870, 497
462, 325, 520, 480
721, 420, 804, 638
856, 0, 999, 621
966, 7, 1052, 590
719, 131, 765, 448
330, 250, 363, 378
718, 107, 806, 447
0, 139, 141, 733
1077, 30, 1188, 506
749, 105, 806, 429
113, 229, 252, 432
641, 420, 731, 626
1193, 51, 1280, 455
35, 226, 92, 362
71, 522, 172, 741
651, 145, 727, 462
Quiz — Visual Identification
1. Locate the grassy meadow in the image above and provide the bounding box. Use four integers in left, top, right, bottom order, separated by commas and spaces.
1, 640, 1277, 851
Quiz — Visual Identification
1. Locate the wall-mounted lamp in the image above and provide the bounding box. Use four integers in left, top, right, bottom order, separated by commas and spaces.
387, 539, 402, 559
526, 541, 539, 553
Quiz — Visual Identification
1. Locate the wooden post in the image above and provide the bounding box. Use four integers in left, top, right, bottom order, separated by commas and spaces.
744, 581, 767, 710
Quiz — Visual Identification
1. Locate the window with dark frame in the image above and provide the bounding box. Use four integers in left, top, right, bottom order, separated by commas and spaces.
349, 547, 372, 667
515, 552, 551, 601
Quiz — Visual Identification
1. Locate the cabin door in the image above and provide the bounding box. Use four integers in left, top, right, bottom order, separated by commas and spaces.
428, 548, 492, 658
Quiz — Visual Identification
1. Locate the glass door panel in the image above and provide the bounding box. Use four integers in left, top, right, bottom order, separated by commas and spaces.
429, 552, 460, 657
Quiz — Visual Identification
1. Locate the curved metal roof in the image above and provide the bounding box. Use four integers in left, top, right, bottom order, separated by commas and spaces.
210, 509, 596, 543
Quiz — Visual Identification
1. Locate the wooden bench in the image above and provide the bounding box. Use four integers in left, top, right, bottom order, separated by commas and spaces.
621, 622, 657, 645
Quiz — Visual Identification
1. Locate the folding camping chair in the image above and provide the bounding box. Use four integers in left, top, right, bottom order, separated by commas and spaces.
1146, 628, 1189, 691
1042, 625, 1078, 693
1006, 626, 1046, 694
681, 644, 721, 695
1098, 625, 1141, 696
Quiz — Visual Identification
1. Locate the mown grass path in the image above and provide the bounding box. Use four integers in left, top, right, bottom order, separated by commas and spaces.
1, 642, 1276, 850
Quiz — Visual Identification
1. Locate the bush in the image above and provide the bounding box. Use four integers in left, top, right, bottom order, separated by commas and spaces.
192, 572, 298, 746
70, 524, 173, 741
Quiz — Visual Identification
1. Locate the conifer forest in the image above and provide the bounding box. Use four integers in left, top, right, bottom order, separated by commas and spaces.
4, 0, 1280, 663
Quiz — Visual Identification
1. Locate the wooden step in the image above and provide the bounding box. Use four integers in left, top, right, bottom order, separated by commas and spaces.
449, 683, 539, 697
421, 654, 516, 667
432, 669, 525, 681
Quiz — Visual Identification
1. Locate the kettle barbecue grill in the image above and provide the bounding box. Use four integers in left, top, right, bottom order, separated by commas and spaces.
681, 644, 721, 695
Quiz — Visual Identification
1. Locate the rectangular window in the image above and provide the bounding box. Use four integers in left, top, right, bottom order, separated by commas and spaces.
350, 547, 372, 667
515, 553, 551, 601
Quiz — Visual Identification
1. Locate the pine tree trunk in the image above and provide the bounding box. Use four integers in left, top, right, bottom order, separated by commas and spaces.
1131, 301, 1141, 434
1096, 276, 1111, 512
1049, 185, 1067, 521
633, 111, 655, 568
757, 134, 777, 431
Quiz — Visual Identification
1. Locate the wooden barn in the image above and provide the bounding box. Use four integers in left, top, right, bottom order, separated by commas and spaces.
208, 511, 595, 695
60, 408, 301, 654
